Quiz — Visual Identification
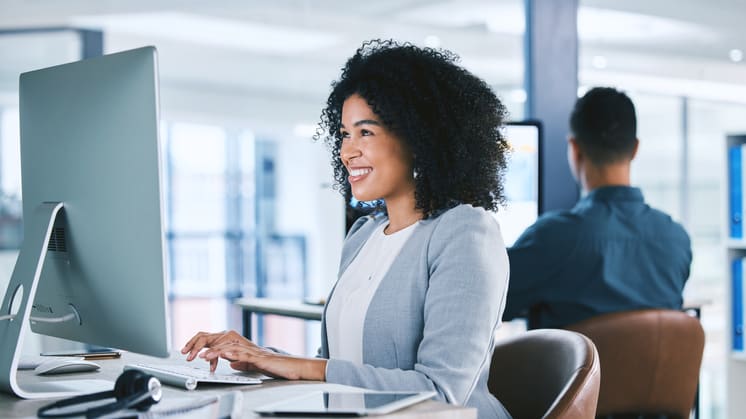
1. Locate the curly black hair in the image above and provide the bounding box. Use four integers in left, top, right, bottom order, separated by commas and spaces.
315, 39, 510, 218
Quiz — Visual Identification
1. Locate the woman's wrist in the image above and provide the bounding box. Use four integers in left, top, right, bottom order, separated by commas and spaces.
301, 358, 327, 381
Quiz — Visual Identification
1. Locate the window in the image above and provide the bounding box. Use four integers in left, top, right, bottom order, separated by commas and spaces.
164, 122, 259, 346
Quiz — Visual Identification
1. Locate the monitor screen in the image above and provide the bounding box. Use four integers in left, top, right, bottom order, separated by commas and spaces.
492, 122, 541, 247
16, 47, 170, 357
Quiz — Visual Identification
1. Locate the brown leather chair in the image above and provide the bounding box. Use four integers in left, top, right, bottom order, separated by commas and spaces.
565, 309, 705, 419
489, 329, 601, 419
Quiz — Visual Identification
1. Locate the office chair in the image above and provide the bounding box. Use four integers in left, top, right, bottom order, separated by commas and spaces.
565, 309, 705, 419
488, 329, 600, 419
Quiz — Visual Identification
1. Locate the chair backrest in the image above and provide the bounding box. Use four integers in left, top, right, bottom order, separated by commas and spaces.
488, 329, 601, 419
565, 309, 704, 418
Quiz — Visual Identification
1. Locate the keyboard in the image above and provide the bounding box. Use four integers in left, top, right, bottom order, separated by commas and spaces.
125, 363, 266, 390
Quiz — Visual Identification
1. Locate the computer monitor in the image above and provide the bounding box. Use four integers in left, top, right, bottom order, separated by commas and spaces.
0, 46, 170, 398
344, 121, 542, 246
493, 121, 542, 246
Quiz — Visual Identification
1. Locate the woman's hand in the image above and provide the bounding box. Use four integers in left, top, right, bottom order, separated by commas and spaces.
181, 329, 327, 380
181, 330, 252, 370
201, 342, 327, 381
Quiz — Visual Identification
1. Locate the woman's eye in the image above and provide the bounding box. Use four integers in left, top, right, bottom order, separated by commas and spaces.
340, 131, 350, 139
361, 129, 373, 136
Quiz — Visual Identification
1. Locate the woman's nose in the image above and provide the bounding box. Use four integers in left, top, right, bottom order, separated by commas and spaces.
340, 139, 360, 164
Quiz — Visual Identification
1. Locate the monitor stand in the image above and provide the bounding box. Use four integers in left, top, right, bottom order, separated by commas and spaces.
0, 202, 113, 398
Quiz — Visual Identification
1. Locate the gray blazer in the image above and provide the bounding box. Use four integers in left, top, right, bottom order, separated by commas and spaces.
320, 204, 511, 419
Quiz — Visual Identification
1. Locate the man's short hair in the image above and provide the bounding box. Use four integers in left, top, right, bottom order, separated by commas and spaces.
569, 87, 637, 165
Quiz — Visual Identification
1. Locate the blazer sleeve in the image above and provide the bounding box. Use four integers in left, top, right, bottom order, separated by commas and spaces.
324, 206, 509, 405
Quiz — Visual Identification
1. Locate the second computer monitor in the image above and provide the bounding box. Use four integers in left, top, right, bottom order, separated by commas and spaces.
493, 121, 542, 247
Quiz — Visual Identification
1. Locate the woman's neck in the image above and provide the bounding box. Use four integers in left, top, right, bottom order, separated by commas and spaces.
384, 194, 423, 234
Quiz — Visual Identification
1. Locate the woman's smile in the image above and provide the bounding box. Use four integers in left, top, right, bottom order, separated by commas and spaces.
348, 167, 373, 183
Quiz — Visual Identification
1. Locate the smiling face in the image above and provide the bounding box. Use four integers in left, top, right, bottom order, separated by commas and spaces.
339, 94, 415, 205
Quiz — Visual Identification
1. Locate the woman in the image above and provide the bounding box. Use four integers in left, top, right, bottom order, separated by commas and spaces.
182, 39, 512, 418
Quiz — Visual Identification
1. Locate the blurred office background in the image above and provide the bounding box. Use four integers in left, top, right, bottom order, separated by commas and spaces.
0, 1, 744, 417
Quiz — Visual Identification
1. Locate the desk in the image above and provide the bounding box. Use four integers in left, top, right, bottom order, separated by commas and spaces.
234, 298, 323, 340
0, 352, 474, 418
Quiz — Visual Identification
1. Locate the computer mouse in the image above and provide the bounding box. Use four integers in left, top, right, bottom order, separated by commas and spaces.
34, 359, 101, 375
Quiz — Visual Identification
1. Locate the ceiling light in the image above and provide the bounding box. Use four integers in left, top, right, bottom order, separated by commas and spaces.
730, 49, 744, 63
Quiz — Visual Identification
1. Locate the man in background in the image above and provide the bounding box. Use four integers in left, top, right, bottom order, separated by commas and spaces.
503, 87, 692, 329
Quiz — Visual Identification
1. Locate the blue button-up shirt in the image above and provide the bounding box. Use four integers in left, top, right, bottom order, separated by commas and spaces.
504, 186, 692, 329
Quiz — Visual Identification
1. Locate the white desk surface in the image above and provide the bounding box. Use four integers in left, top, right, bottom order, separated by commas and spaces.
0, 351, 475, 418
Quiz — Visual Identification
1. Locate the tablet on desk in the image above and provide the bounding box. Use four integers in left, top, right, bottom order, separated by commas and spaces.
254, 391, 436, 416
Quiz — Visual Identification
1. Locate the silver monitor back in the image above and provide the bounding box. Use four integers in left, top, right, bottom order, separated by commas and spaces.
19, 46, 171, 357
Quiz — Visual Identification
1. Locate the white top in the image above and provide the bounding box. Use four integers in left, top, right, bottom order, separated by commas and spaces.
326, 221, 419, 363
